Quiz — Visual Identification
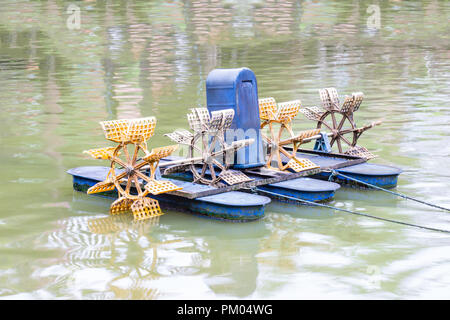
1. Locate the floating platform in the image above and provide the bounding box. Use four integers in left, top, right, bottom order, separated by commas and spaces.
282, 149, 403, 189
68, 148, 400, 222
67, 166, 271, 222
165, 168, 340, 203
255, 177, 340, 203
160, 156, 340, 202
315, 162, 403, 189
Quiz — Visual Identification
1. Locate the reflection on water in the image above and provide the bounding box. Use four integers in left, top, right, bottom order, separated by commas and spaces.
0, 0, 449, 299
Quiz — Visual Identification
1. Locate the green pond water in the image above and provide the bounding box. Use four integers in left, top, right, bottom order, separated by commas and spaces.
0, 0, 449, 299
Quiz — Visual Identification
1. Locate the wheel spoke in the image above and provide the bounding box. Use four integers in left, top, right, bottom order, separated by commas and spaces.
276, 147, 284, 169
330, 134, 339, 146
279, 146, 293, 159
208, 135, 218, 153
209, 163, 216, 180
319, 119, 334, 132
200, 163, 207, 178
115, 171, 127, 180
201, 134, 207, 152
211, 148, 226, 157
269, 122, 276, 144
193, 144, 202, 153
111, 156, 128, 169
135, 170, 152, 183
133, 176, 143, 196
336, 138, 343, 153
339, 128, 357, 135
266, 149, 274, 167
191, 134, 202, 157
212, 158, 226, 171
330, 112, 338, 129
338, 133, 353, 146
125, 177, 132, 194
261, 131, 274, 145
135, 159, 152, 171
292, 141, 299, 154
131, 144, 140, 165
277, 124, 284, 142
123, 144, 131, 162
336, 115, 347, 131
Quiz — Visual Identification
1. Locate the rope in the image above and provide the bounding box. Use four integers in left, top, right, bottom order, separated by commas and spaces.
253, 188, 450, 234
327, 170, 450, 213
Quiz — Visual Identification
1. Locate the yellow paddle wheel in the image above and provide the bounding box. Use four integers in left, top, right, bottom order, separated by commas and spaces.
258, 98, 320, 172
83, 117, 182, 221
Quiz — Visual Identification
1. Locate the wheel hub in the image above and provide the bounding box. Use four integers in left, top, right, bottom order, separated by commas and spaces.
270, 141, 278, 150
125, 165, 135, 176
203, 152, 212, 164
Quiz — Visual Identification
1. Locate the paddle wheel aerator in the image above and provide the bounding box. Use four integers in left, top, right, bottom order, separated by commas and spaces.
164, 108, 254, 186
299, 87, 382, 159
68, 68, 404, 224
83, 117, 182, 221
258, 97, 320, 172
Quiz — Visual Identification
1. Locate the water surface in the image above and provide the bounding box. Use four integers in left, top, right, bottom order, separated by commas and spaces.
0, 0, 449, 299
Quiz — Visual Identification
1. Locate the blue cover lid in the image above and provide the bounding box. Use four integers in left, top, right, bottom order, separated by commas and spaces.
206, 67, 265, 169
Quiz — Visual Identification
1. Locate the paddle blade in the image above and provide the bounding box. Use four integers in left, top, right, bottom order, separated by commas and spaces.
287, 158, 320, 172
144, 180, 182, 195
276, 100, 301, 122
99, 119, 130, 143
83, 147, 116, 160
221, 109, 235, 130
279, 128, 321, 146
127, 117, 157, 143
299, 106, 325, 121
259, 97, 277, 121
131, 198, 164, 221
187, 108, 210, 132
340, 95, 355, 114
99, 117, 156, 143
351, 92, 364, 113
219, 170, 253, 185
344, 145, 377, 160
163, 164, 189, 175
109, 197, 134, 215
319, 87, 339, 111
164, 130, 193, 145
208, 109, 235, 132
144, 145, 178, 163
87, 180, 115, 194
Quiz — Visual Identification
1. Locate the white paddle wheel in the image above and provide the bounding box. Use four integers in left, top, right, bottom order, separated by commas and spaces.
299, 88, 381, 159
164, 108, 254, 186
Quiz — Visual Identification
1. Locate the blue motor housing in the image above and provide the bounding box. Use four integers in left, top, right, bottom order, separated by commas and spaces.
206, 68, 265, 169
